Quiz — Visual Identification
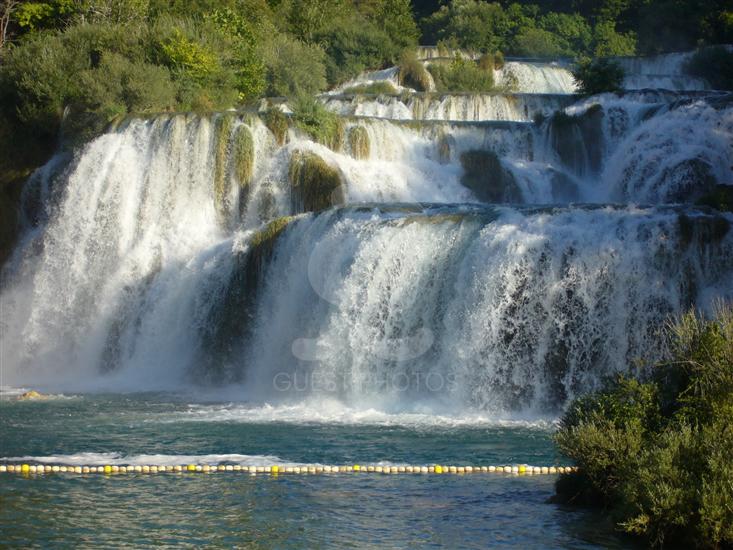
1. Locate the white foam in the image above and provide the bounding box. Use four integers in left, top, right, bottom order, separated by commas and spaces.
162, 399, 556, 430
0, 452, 297, 467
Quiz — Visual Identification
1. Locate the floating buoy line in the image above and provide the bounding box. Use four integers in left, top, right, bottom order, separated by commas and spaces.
0, 463, 577, 476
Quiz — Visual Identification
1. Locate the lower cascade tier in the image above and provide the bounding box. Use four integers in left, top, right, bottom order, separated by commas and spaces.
3, 204, 732, 416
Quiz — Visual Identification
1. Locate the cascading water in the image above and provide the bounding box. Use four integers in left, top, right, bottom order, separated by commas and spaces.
240, 206, 732, 414
322, 93, 574, 122
2, 54, 732, 416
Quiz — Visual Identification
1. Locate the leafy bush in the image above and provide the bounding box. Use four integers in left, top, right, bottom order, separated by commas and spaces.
421, 0, 511, 54
428, 58, 494, 93
314, 15, 397, 86
591, 21, 636, 57
513, 27, 565, 57
555, 304, 733, 548
685, 46, 733, 91
572, 58, 624, 96
262, 34, 327, 98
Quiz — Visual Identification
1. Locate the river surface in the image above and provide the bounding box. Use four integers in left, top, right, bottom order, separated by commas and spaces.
0, 392, 636, 548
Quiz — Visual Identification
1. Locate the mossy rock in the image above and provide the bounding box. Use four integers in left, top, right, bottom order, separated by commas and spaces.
263, 108, 289, 146
348, 126, 370, 160
288, 150, 345, 213
459, 149, 522, 203
233, 125, 254, 188
213, 114, 236, 215
200, 216, 295, 383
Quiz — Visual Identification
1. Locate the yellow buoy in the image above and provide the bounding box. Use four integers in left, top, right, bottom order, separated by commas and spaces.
435, 465, 443, 474
271, 465, 279, 474
104, 465, 112, 474
21, 464, 30, 473
353, 464, 360, 472
518, 465, 526, 474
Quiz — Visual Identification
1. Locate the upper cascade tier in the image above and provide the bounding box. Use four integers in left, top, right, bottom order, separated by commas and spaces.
12, 91, 732, 234
329, 46, 731, 97
321, 93, 575, 122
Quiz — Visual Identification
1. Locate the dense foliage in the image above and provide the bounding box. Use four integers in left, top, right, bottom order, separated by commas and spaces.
555, 305, 733, 548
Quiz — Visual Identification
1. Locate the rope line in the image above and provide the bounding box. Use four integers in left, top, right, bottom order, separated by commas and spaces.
0, 463, 577, 476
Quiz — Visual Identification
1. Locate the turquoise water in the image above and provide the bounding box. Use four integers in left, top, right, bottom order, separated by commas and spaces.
0, 394, 634, 548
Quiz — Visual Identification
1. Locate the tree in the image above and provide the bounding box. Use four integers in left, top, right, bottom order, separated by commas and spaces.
592, 20, 636, 57
573, 57, 624, 95
262, 34, 327, 97
0, 0, 19, 50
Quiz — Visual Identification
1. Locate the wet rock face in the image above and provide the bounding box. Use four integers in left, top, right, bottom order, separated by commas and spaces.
658, 158, 718, 203
460, 150, 523, 203
548, 105, 604, 176
550, 170, 581, 202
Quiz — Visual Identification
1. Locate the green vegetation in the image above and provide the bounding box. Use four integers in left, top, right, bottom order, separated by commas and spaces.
555, 305, 733, 548
347, 126, 370, 159
291, 95, 344, 151
428, 58, 495, 92
419, 0, 731, 58
572, 58, 624, 96
341, 81, 398, 95
261, 34, 327, 98
685, 46, 733, 91
288, 150, 344, 213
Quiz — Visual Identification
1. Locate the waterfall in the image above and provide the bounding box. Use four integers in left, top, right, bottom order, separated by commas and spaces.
494, 61, 577, 94
613, 50, 724, 90
2, 73, 732, 416
241, 206, 733, 414
322, 93, 574, 122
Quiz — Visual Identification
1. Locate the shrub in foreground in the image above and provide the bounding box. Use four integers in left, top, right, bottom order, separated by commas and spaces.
555, 304, 733, 548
